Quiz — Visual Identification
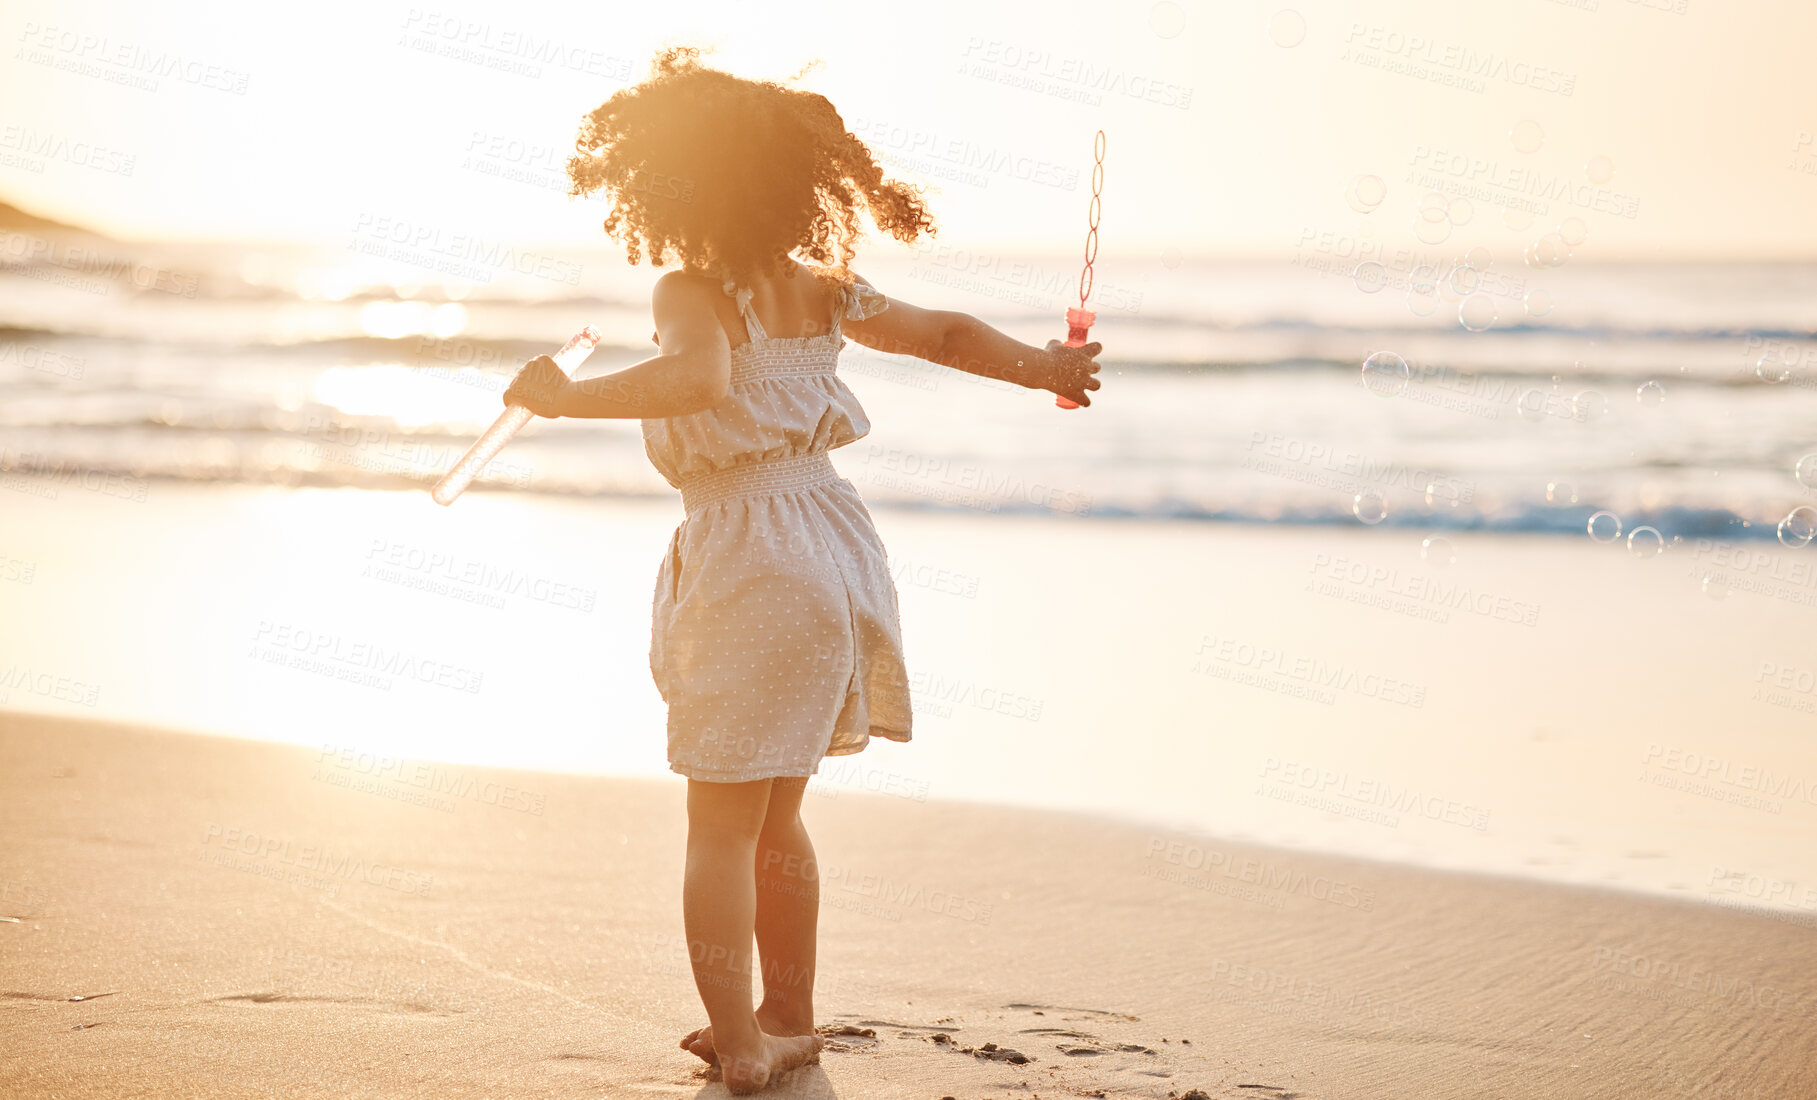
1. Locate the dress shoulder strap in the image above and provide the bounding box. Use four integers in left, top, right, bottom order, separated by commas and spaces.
828, 278, 889, 339
720, 277, 768, 343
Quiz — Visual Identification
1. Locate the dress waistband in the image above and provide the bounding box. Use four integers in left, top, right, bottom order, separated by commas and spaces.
678, 451, 839, 513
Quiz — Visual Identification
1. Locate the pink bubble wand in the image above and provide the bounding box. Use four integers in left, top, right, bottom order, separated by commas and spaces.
430, 325, 602, 506
1054, 129, 1106, 410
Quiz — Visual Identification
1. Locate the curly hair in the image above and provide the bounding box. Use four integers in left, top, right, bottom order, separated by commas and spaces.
566, 47, 936, 284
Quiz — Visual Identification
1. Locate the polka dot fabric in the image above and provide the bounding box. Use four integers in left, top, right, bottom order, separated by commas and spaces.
641, 276, 912, 783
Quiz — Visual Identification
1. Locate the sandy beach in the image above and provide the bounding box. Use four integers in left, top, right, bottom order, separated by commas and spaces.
3, 712, 1812, 1099
6, 4, 1817, 1094
5, 481, 1814, 916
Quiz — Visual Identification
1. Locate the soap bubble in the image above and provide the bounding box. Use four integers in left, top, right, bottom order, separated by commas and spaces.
1353, 260, 1387, 293
1627, 526, 1663, 557
1270, 9, 1306, 46
1406, 268, 1440, 316
1425, 480, 1463, 510
1546, 479, 1578, 505
1525, 235, 1570, 268
1780, 506, 1817, 548
1510, 120, 1545, 153
1447, 196, 1475, 226
1353, 490, 1388, 524
1587, 510, 1622, 543
1464, 246, 1492, 271
1586, 154, 1615, 185
1557, 217, 1588, 247
1420, 535, 1456, 566
1701, 573, 1729, 600
1415, 218, 1452, 245
1149, 1, 1187, 37
1572, 390, 1607, 421
1635, 380, 1665, 408
1361, 350, 1410, 396
1459, 294, 1497, 332
1346, 174, 1386, 213
1160, 246, 1183, 269
1417, 192, 1449, 222
1756, 352, 1791, 384
1503, 206, 1534, 231
1796, 453, 1817, 488
1524, 289, 1554, 318
1441, 263, 1476, 300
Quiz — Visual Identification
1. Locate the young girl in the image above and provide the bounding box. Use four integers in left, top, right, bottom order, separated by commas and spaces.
503, 48, 1102, 1093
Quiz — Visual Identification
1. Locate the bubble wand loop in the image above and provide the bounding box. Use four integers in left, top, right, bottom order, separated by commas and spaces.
430, 325, 602, 506
1055, 129, 1106, 410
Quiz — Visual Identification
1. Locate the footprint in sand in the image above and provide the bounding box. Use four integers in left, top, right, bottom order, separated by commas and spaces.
1001, 1005, 1159, 1062
206, 991, 449, 1015
847, 1019, 951, 1034
828, 1013, 1041, 1065
960, 1041, 1031, 1064
1006, 1001, 1141, 1021
1020, 1028, 1156, 1057
815, 1023, 880, 1053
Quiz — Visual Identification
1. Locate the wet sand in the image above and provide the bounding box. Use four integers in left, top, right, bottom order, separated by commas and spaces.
5, 482, 1814, 916
3, 713, 1812, 1099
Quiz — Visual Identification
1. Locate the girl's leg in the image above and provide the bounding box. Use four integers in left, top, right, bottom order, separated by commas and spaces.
683, 777, 770, 1050
681, 777, 820, 1062
682, 778, 821, 1092
753, 777, 818, 1032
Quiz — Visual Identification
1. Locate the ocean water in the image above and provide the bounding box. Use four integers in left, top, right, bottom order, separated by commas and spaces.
4, 232, 1816, 543
4, 232, 1815, 916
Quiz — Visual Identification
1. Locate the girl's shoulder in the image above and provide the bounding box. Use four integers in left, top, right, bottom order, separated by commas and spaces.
652, 267, 730, 306
664, 259, 842, 295
800, 263, 887, 319
797, 261, 850, 293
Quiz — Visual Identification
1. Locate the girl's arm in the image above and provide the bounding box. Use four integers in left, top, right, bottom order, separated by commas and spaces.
503, 271, 732, 419
839, 272, 1103, 407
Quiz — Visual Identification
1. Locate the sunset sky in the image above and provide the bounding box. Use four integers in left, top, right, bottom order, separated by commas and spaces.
3, 0, 1815, 258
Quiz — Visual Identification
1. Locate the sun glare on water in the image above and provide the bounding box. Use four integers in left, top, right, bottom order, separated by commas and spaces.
312, 362, 496, 429
360, 299, 467, 339
302, 301, 483, 427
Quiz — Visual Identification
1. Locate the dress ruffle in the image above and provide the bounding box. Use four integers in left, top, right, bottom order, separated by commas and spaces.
841, 280, 889, 321
641, 369, 871, 487
643, 273, 887, 488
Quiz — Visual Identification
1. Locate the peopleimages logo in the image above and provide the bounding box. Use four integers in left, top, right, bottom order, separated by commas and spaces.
1193, 635, 1427, 709
0, 232, 199, 298
1641, 744, 1817, 808
199, 824, 435, 896
313, 745, 546, 815
1145, 838, 1376, 911
248, 620, 484, 695
13, 22, 251, 94
1259, 757, 1491, 832
957, 38, 1193, 109
1406, 143, 1641, 219
348, 213, 583, 286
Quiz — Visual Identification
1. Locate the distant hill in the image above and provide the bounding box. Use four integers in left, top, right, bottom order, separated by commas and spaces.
0, 198, 110, 239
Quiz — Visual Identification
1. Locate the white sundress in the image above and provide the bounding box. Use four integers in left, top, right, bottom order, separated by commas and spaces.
641, 273, 913, 783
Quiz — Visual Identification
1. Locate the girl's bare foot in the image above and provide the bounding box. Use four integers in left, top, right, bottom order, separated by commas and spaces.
681, 1005, 814, 1065
717, 1031, 822, 1094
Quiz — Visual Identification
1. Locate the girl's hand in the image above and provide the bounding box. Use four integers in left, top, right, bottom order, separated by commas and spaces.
503, 355, 569, 418
1040, 340, 1103, 408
